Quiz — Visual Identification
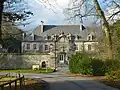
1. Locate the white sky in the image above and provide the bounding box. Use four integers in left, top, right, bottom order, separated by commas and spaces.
20, 0, 70, 31
20, 0, 120, 31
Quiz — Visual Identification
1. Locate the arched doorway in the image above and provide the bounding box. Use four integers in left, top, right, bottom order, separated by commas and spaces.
41, 61, 46, 68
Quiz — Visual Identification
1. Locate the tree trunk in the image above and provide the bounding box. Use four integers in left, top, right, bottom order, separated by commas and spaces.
93, 0, 113, 59
0, 0, 4, 44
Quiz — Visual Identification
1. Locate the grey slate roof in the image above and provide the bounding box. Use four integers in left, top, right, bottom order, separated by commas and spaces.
23, 34, 44, 41
23, 25, 102, 41
33, 25, 86, 36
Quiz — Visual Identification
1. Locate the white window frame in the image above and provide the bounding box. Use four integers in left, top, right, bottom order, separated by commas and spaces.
75, 44, 78, 50
45, 45, 49, 51
60, 54, 64, 63
33, 44, 37, 50
26, 44, 30, 50
88, 44, 92, 51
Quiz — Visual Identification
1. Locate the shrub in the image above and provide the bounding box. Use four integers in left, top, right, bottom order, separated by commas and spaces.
69, 52, 120, 77
105, 70, 120, 79
69, 52, 93, 75
104, 60, 120, 72
104, 60, 120, 79
91, 58, 105, 76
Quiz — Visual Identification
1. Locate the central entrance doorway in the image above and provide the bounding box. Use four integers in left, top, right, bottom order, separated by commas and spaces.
57, 52, 69, 72
59, 54, 65, 63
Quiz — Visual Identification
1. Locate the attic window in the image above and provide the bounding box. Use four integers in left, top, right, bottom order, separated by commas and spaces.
92, 35, 95, 40
56, 35, 59, 40
47, 36, 51, 40
71, 36, 75, 39
77, 35, 81, 40
88, 36, 91, 40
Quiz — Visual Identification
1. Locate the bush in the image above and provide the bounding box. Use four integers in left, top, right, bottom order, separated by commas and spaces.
69, 52, 93, 75
104, 60, 120, 79
105, 70, 120, 79
104, 60, 120, 72
69, 52, 120, 77
91, 58, 105, 76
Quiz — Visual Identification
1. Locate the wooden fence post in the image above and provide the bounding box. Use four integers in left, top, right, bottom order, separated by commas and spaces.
15, 81, 17, 90
0, 74, 24, 90
1, 86, 4, 90
20, 78, 22, 89
9, 83, 11, 90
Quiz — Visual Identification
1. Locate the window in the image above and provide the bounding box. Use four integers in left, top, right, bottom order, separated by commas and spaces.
75, 44, 78, 50
88, 44, 92, 51
60, 54, 64, 61
88, 36, 91, 40
50, 44, 53, 50
47, 36, 51, 40
33, 44, 37, 49
77, 35, 81, 40
39, 45, 43, 52
92, 35, 95, 40
45, 45, 49, 50
26, 44, 30, 49
71, 35, 75, 39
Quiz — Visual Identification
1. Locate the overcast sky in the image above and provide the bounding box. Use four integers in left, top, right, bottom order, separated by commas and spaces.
20, 0, 70, 31
19, 0, 119, 31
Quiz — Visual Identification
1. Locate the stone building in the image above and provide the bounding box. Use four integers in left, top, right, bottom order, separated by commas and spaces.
21, 23, 99, 69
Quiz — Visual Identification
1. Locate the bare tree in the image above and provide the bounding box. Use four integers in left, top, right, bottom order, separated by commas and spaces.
0, 0, 4, 43
64, 0, 120, 59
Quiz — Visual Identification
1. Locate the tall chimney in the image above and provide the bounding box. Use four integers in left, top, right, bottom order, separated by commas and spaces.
80, 23, 82, 31
22, 33, 25, 40
41, 21, 44, 33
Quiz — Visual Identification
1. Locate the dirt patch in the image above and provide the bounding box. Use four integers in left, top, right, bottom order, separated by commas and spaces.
23, 79, 47, 90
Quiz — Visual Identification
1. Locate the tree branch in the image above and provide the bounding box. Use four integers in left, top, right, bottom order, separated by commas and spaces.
107, 10, 120, 21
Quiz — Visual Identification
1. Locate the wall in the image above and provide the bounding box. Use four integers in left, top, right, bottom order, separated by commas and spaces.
0, 54, 55, 69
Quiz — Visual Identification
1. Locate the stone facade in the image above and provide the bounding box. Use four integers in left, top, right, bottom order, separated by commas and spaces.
21, 24, 100, 68
0, 54, 55, 69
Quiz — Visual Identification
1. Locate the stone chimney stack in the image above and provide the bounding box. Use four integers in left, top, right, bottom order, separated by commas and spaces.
80, 23, 82, 31
22, 33, 25, 40
41, 21, 44, 33
31, 33, 34, 40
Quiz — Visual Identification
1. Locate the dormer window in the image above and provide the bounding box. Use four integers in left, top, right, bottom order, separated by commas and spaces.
31, 33, 34, 40
71, 35, 75, 40
87, 35, 95, 41
47, 36, 51, 40
92, 35, 95, 40
77, 35, 81, 40
56, 35, 59, 40
87, 32, 96, 41
59, 33, 63, 37
88, 36, 91, 40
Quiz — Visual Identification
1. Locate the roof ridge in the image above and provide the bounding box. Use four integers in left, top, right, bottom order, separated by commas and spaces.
40, 24, 81, 26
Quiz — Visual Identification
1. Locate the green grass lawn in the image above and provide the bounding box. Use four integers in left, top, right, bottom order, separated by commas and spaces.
0, 69, 54, 73
0, 77, 16, 85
